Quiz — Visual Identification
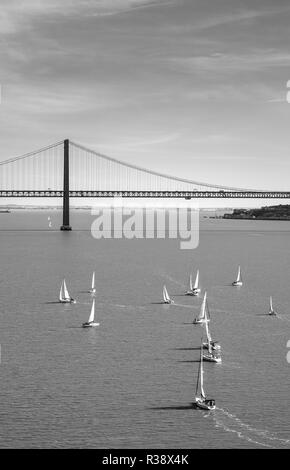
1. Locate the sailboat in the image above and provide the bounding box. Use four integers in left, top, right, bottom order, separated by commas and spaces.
194, 339, 216, 410
232, 265, 243, 286
268, 296, 277, 316
193, 291, 209, 324
185, 270, 200, 296
59, 279, 76, 303
202, 307, 220, 351
185, 274, 193, 295
82, 298, 99, 328
88, 271, 96, 294
203, 331, 222, 363
192, 270, 201, 295
163, 285, 174, 304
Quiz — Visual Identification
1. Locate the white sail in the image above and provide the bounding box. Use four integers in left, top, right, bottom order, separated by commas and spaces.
199, 345, 206, 399
204, 309, 212, 344
193, 270, 199, 290
88, 299, 95, 323
163, 285, 170, 302
63, 279, 70, 300
91, 272, 95, 290
270, 296, 273, 310
188, 274, 193, 291
236, 266, 242, 283
59, 281, 64, 301
269, 296, 275, 314
196, 291, 207, 322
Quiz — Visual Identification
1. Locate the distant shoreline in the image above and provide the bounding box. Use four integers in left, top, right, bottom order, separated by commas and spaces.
223, 216, 290, 221
223, 204, 290, 221
0, 206, 231, 211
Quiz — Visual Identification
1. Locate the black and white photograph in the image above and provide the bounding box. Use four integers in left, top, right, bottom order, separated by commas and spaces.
0, 0, 290, 454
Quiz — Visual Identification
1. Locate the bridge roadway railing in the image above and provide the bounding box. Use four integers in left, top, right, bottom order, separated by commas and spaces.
0, 190, 290, 198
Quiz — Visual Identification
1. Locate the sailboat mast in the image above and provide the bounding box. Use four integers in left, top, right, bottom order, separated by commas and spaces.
200, 342, 205, 398
201, 291, 207, 319
195, 345, 202, 397
204, 310, 211, 343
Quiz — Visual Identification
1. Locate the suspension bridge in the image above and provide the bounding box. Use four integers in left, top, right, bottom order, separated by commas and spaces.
0, 139, 289, 230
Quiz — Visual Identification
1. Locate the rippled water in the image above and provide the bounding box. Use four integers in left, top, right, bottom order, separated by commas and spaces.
0, 210, 289, 448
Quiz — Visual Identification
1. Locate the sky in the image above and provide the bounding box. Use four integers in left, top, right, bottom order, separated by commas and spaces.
0, 0, 290, 208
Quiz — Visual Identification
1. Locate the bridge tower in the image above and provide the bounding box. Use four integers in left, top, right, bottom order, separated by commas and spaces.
60, 138, 72, 231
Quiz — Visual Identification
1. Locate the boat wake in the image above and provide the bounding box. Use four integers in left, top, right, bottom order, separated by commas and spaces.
209, 407, 290, 448
161, 274, 186, 289
173, 303, 198, 309
277, 315, 290, 323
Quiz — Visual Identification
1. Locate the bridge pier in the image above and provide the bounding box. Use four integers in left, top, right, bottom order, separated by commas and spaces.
60, 139, 72, 231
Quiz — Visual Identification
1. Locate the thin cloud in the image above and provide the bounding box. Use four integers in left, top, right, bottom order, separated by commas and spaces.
189, 6, 290, 32
95, 132, 181, 153
0, 0, 176, 34
167, 50, 290, 74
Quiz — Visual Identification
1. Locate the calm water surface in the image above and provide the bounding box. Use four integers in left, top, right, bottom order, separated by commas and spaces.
0, 210, 289, 448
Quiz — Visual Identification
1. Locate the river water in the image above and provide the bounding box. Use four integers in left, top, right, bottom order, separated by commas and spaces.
0, 209, 289, 448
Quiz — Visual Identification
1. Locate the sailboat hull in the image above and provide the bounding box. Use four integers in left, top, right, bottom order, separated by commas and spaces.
203, 341, 220, 351
59, 299, 76, 304
194, 398, 216, 410
82, 321, 99, 328
203, 353, 222, 363
232, 281, 243, 286
163, 300, 174, 304
193, 318, 207, 324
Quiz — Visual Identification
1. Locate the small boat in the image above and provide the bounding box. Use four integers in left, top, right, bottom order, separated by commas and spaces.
268, 296, 277, 316
185, 270, 200, 296
193, 291, 209, 324
203, 346, 222, 363
88, 271, 96, 294
192, 270, 201, 295
59, 279, 76, 304
185, 274, 194, 295
202, 312, 221, 362
163, 285, 174, 304
202, 307, 220, 351
82, 298, 99, 328
194, 340, 216, 410
232, 265, 243, 286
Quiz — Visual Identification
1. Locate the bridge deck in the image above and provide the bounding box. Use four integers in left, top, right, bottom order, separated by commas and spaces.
0, 190, 289, 198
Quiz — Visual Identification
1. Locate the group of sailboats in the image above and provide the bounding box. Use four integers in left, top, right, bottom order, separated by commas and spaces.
162, 268, 201, 304
58, 272, 99, 328
232, 267, 276, 315
193, 293, 221, 409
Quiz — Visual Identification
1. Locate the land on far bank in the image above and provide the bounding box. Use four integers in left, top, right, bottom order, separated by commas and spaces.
224, 204, 290, 220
